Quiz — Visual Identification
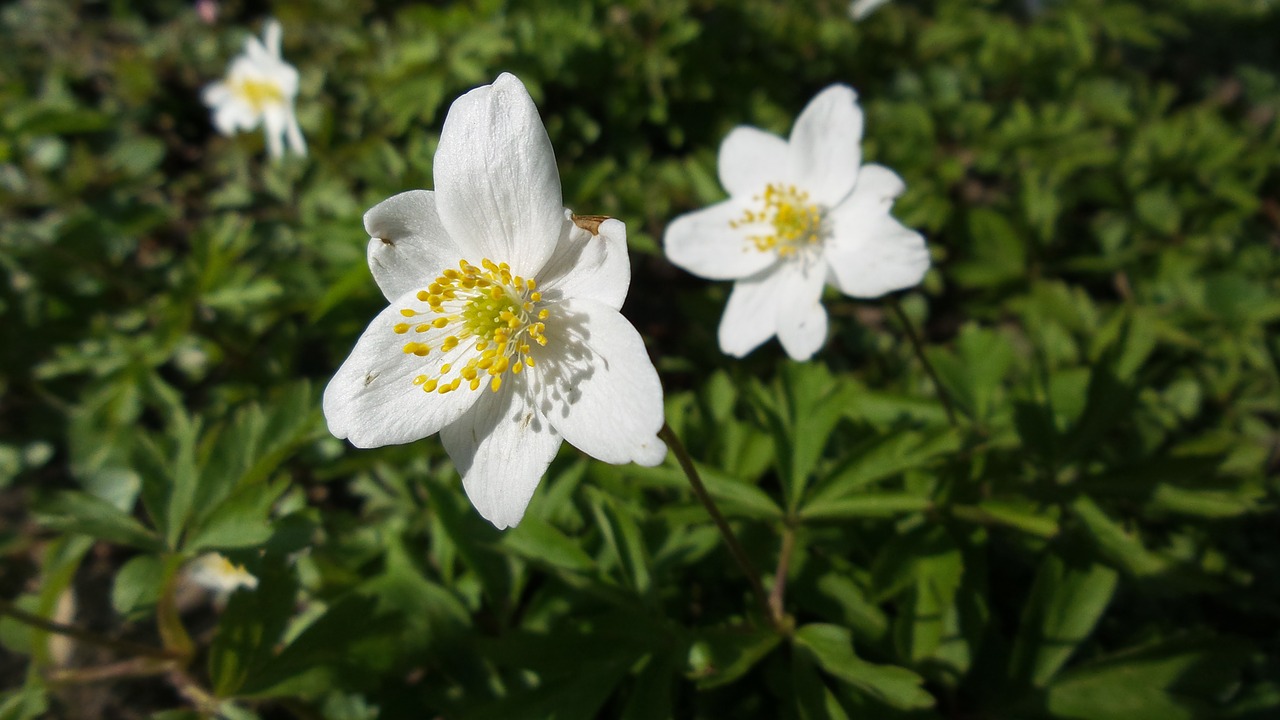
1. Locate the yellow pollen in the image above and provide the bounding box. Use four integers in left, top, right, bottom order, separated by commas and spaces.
392, 257, 550, 395
232, 78, 286, 112
730, 183, 824, 257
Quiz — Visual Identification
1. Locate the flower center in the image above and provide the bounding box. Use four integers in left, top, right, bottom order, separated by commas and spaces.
729, 183, 825, 257
393, 258, 548, 395
233, 77, 285, 112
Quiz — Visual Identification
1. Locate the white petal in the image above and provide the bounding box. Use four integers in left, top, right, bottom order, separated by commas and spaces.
262, 19, 283, 58
718, 126, 790, 198
663, 199, 778, 281
211, 100, 253, 135
364, 190, 462, 301
825, 165, 929, 298
538, 215, 630, 311
202, 82, 230, 108
262, 108, 285, 159
243, 33, 270, 65
841, 163, 906, 210
323, 292, 482, 448
789, 84, 863, 207
441, 387, 562, 529
718, 272, 781, 358
530, 297, 666, 466
850, 0, 893, 20
776, 265, 830, 361
717, 259, 823, 358
285, 113, 307, 156
433, 73, 563, 278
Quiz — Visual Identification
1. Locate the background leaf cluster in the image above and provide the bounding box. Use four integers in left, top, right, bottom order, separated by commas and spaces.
1, 0, 1278, 718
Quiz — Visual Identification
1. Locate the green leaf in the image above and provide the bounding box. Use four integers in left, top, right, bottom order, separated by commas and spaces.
1010, 551, 1118, 687
950, 500, 1060, 539
501, 516, 596, 575
629, 463, 783, 521
793, 624, 935, 711
111, 554, 165, 617
793, 649, 851, 720
619, 652, 678, 720
586, 489, 653, 595
1068, 495, 1169, 577
687, 626, 783, 689
1041, 638, 1251, 720
35, 492, 161, 551
208, 558, 299, 697
951, 208, 1027, 288
808, 428, 960, 507
777, 363, 858, 510
184, 478, 288, 552
800, 492, 932, 521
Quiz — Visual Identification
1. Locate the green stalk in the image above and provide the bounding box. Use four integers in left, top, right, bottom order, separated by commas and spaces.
658, 423, 782, 632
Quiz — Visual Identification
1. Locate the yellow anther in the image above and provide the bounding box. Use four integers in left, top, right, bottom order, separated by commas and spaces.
731, 182, 824, 257
391, 256, 553, 395
232, 78, 286, 111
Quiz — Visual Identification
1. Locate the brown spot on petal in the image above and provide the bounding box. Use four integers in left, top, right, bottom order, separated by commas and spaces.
379, 237, 394, 246
571, 214, 610, 236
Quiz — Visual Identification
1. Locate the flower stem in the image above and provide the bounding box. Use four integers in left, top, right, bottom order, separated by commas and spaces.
156, 554, 194, 660
658, 423, 780, 632
768, 524, 796, 622
888, 298, 958, 427
0, 598, 180, 660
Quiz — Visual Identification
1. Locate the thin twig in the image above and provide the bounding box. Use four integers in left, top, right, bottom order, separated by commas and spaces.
659, 424, 780, 632
888, 298, 958, 427
168, 668, 222, 716
47, 657, 175, 685
0, 599, 181, 660
768, 525, 796, 622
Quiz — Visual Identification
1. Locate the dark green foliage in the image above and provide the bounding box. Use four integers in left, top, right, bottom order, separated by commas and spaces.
1, 0, 1278, 718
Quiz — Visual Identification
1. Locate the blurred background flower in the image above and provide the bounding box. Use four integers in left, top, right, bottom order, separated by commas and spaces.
202, 18, 305, 159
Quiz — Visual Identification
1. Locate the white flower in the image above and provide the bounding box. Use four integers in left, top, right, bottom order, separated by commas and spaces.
849, 0, 893, 20
202, 19, 306, 159
662, 84, 929, 361
187, 553, 258, 599
323, 73, 666, 530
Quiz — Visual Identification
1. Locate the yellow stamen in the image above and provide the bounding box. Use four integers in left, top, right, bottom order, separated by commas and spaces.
391, 257, 550, 395
231, 78, 286, 112
730, 183, 824, 257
